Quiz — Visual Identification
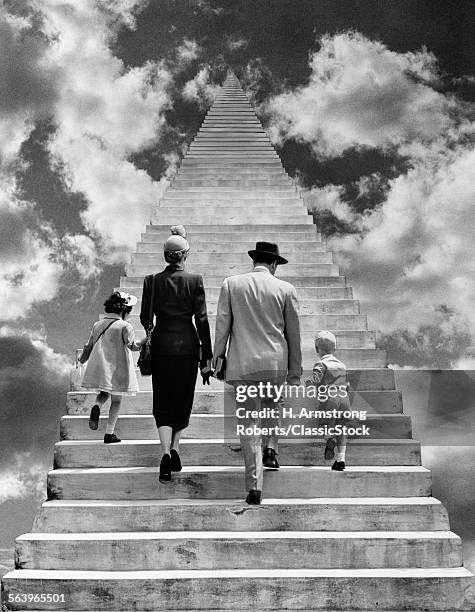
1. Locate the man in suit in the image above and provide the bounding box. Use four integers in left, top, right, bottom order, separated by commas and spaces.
213, 242, 302, 504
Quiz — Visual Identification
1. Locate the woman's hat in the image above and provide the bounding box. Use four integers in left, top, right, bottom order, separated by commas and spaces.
248, 241, 288, 265
164, 225, 189, 252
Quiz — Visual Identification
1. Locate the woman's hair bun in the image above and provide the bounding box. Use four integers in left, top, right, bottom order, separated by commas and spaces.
170, 225, 187, 238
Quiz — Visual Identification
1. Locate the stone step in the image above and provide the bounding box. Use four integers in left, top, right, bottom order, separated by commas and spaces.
156, 199, 304, 208
46, 466, 432, 500
135, 298, 360, 315
190, 142, 274, 148
196, 368, 396, 390
173, 168, 285, 176
193, 134, 271, 140
163, 189, 298, 198
150, 215, 314, 226
172, 179, 294, 187
53, 439, 421, 469
15, 530, 462, 571
137, 241, 326, 253
142, 227, 321, 241
4, 568, 474, 611
130, 251, 334, 265
121, 275, 347, 288
59, 414, 412, 442
126, 313, 367, 333
196, 126, 268, 132
124, 347, 387, 371
135, 368, 395, 390
183, 157, 283, 164
67, 389, 403, 416
125, 263, 339, 277
125, 287, 350, 303
186, 154, 281, 160
33, 497, 449, 534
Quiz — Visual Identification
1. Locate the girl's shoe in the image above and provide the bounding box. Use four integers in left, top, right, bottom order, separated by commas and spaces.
159, 453, 172, 483
104, 433, 121, 443
170, 449, 182, 472
89, 405, 100, 430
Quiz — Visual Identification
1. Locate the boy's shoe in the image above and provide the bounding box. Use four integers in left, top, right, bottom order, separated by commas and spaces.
332, 461, 345, 471
89, 405, 100, 430
263, 448, 279, 469
324, 437, 337, 460
245, 490, 262, 505
159, 453, 172, 483
104, 433, 121, 444
170, 449, 182, 472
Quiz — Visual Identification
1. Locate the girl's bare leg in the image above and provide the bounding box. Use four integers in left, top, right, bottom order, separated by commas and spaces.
106, 394, 122, 435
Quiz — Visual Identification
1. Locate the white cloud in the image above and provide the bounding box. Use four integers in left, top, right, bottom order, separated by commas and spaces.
0, 455, 47, 504
37, 1, 173, 257
177, 38, 200, 63
265, 32, 453, 158
182, 65, 221, 109
262, 32, 475, 363
329, 144, 475, 340
226, 35, 248, 52
303, 184, 356, 224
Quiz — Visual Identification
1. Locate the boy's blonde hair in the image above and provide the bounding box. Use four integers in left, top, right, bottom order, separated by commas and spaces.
315, 330, 337, 353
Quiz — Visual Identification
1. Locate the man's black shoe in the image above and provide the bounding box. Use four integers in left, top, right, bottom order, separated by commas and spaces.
263, 448, 279, 469
332, 461, 345, 471
159, 453, 172, 483
170, 449, 182, 472
104, 433, 121, 444
324, 437, 337, 460
245, 490, 262, 505
89, 404, 100, 430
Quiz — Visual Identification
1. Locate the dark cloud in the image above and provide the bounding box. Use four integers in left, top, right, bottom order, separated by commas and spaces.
0, 13, 57, 116
0, 334, 68, 469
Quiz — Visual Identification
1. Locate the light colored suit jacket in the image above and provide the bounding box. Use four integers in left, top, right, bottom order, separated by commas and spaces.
213, 266, 302, 382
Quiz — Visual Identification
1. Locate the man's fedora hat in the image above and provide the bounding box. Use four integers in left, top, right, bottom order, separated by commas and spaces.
248, 241, 288, 265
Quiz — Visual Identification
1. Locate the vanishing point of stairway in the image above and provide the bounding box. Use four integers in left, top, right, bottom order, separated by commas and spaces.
2, 72, 474, 610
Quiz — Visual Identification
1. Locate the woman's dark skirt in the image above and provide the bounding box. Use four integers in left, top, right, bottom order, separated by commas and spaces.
151, 354, 198, 431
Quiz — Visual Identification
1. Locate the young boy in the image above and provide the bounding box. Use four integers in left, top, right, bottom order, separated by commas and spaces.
305, 330, 349, 471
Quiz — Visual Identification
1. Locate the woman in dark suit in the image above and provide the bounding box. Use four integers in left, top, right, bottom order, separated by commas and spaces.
140, 226, 213, 483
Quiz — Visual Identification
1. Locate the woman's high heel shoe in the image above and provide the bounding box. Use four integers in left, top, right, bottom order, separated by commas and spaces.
170, 449, 182, 472
159, 453, 172, 483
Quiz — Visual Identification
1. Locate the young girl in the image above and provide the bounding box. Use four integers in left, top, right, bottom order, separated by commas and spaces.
80, 291, 145, 443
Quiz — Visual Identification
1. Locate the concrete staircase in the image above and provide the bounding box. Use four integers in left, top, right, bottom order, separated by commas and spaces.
2, 72, 474, 611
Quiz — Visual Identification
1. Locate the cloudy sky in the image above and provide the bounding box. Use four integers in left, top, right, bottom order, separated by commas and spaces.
0, 0, 474, 560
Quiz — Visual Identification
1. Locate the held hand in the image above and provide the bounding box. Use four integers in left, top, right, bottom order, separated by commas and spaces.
286, 375, 301, 386
201, 370, 213, 385
201, 358, 213, 385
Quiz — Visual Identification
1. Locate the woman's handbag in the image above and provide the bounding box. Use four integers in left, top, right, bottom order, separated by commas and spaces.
137, 275, 156, 376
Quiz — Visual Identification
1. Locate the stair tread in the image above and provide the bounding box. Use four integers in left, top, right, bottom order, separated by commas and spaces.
49, 465, 430, 474
18, 530, 460, 541
4, 567, 472, 578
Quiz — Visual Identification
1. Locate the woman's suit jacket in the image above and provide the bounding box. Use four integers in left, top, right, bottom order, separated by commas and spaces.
140, 264, 212, 363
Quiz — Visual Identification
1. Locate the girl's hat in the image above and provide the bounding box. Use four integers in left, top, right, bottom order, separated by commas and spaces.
164, 225, 189, 252
116, 291, 138, 307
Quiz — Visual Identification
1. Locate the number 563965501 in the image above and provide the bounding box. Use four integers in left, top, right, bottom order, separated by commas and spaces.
6, 593, 66, 603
